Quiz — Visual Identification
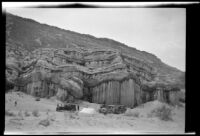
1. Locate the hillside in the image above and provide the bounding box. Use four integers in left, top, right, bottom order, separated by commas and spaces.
5, 13, 184, 88
5, 13, 185, 108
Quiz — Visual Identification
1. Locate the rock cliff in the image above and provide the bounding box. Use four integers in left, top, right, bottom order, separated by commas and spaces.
5, 13, 184, 107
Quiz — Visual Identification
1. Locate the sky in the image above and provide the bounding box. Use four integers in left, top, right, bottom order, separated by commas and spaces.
5, 7, 186, 71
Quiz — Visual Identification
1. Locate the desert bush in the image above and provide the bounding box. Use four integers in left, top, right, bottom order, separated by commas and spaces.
32, 110, 40, 117
5, 109, 15, 116
18, 110, 24, 120
179, 97, 185, 103
46, 109, 50, 115
48, 113, 56, 121
35, 97, 40, 101
24, 111, 30, 117
151, 105, 173, 121
69, 113, 76, 119
178, 102, 184, 107
49, 116, 55, 121
132, 112, 140, 117
18, 110, 23, 117
39, 118, 50, 127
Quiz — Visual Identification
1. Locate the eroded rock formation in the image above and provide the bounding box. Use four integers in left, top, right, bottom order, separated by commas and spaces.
6, 47, 180, 106
5, 13, 183, 107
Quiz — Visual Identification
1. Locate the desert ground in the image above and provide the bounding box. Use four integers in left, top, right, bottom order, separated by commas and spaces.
5, 91, 185, 134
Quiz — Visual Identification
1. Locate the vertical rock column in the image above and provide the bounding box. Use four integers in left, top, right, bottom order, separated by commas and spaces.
91, 81, 121, 105
112, 81, 121, 105
140, 90, 147, 104
169, 91, 179, 105
156, 87, 164, 102
105, 81, 121, 105
134, 83, 142, 106
91, 78, 141, 107
120, 79, 135, 107
56, 87, 68, 101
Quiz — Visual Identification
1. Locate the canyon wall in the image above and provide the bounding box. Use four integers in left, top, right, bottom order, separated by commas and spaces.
5, 13, 183, 107
6, 46, 180, 107
91, 78, 141, 107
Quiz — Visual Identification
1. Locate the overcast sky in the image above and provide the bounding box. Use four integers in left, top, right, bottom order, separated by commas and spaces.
5, 8, 186, 71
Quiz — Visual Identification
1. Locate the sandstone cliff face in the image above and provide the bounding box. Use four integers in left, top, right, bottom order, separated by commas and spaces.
6, 46, 179, 106
5, 13, 183, 107
141, 83, 180, 105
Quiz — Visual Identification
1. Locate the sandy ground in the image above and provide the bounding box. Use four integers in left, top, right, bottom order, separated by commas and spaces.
5, 91, 185, 134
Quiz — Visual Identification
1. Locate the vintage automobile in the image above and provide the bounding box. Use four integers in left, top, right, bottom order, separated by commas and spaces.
99, 104, 127, 114
56, 103, 79, 112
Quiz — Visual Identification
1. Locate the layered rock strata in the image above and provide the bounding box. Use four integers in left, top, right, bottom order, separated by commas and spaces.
141, 83, 180, 105
6, 46, 180, 107
6, 13, 183, 107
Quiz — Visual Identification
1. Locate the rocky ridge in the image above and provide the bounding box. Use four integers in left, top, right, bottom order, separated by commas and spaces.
5, 13, 184, 107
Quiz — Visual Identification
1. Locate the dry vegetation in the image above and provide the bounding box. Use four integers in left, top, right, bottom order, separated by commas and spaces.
5, 92, 185, 134
24, 110, 30, 117
32, 110, 40, 117
148, 105, 173, 121
5, 109, 15, 117
39, 118, 50, 127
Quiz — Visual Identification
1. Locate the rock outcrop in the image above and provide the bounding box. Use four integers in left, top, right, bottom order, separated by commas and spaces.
5, 13, 184, 107
141, 83, 180, 105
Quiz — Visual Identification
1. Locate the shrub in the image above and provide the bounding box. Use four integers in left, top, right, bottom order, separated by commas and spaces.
151, 105, 173, 121
69, 113, 76, 119
179, 97, 185, 103
49, 116, 55, 121
46, 109, 50, 115
18, 110, 24, 120
177, 102, 184, 107
35, 97, 40, 101
132, 112, 140, 117
48, 114, 56, 121
32, 110, 40, 117
18, 110, 23, 117
24, 111, 30, 117
5, 110, 15, 116
39, 118, 50, 127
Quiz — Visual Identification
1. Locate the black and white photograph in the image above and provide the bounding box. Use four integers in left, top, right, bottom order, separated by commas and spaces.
3, 2, 191, 134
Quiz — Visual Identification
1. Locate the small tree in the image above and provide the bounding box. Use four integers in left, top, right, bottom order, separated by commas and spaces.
32, 110, 40, 117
